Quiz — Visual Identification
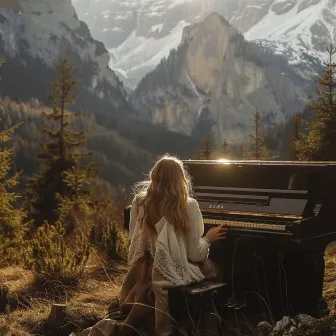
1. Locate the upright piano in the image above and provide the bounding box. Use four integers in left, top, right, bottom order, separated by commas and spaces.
124, 161, 336, 320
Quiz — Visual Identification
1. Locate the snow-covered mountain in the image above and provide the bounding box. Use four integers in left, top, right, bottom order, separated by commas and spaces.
0, 0, 130, 115
71, 0, 220, 88
243, 0, 336, 66
71, 0, 334, 88
132, 13, 310, 144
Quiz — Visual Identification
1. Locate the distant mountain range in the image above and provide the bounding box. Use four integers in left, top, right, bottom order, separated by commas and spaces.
72, 0, 334, 89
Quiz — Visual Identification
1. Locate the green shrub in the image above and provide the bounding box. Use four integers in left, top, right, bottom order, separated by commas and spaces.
26, 221, 90, 286
90, 218, 129, 261
0, 123, 28, 266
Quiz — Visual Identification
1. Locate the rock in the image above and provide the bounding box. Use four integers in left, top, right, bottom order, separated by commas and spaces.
284, 326, 297, 335
273, 316, 291, 333
289, 318, 297, 327
257, 321, 273, 336
295, 314, 317, 327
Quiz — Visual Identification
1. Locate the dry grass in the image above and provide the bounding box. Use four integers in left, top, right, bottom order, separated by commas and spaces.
0, 267, 34, 294
0, 245, 335, 336
324, 243, 336, 314
0, 257, 127, 336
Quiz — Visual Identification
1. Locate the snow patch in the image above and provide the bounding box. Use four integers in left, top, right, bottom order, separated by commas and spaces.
150, 23, 164, 32
245, 0, 332, 63
109, 20, 188, 77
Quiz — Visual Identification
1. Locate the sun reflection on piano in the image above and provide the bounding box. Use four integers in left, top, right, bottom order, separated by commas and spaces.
217, 158, 231, 164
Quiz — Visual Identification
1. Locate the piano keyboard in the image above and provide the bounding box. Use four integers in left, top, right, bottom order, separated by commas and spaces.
203, 218, 287, 232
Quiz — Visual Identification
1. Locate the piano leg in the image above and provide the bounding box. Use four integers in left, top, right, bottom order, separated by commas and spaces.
303, 250, 330, 318
284, 242, 330, 319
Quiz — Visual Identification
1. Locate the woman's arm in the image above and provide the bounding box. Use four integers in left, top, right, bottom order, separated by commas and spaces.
186, 200, 211, 262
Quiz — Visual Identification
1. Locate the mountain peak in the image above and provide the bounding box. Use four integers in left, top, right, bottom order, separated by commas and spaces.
133, 13, 309, 143
204, 12, 230, 26
182, 12, 237, 50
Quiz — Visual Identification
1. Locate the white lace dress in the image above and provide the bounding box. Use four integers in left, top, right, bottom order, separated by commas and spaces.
127, 196, 211, 286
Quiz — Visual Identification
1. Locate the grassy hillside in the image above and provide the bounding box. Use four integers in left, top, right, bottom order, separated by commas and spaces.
0, 243, 335, 335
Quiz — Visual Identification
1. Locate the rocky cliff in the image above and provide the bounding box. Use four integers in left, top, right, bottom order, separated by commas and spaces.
132, 13, 311, 144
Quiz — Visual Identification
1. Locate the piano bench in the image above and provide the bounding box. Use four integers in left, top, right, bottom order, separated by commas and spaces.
168, 280, 228, 336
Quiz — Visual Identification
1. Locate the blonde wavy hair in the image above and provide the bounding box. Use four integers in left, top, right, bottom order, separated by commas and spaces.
134, 155, 192, 238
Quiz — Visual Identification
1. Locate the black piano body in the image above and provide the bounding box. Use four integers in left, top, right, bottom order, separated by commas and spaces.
124, 160, 336, 321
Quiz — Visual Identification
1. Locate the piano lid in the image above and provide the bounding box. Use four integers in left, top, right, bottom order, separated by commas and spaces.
183, 160, 336, 217
184, 160, 336, 166
183, 160, 336, 191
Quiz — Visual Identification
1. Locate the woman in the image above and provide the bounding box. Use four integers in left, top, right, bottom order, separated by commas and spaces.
76, 155, 227, 336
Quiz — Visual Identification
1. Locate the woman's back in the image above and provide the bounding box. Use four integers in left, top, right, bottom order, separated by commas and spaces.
128, 195, 211, 286
76, 155, 227, 336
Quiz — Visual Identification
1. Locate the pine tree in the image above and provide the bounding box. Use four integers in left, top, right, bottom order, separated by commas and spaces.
23, 181, 36, 224
295, 44, 336, 160
89, 193, 129, 261
288, 113, 302, 160
194, 148, 202, 160
221, 138, 230, 158
0, 123, 27, 265
243, 107, 274, 160
202, 133, 212, 160
56, 158, 98, 235
32, 58, 93, 226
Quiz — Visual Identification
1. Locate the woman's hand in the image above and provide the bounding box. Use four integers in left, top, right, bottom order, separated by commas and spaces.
205, 224, 228, 244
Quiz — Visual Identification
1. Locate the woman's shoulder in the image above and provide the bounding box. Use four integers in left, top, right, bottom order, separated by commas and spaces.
132, 193, 145, 208
187, 197, 199, 209
187, 197, 197, 204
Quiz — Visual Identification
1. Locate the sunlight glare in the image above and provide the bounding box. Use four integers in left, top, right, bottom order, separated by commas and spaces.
217, 158, 230, 164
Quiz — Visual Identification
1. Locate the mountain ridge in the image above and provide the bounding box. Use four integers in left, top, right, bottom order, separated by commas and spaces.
0, 0, 131, 116
72, 0, 332, 88
132, 12, 311, 144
